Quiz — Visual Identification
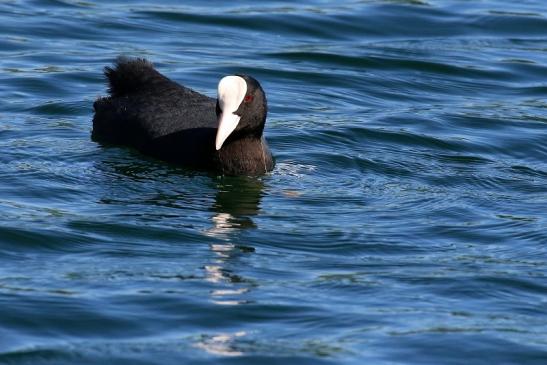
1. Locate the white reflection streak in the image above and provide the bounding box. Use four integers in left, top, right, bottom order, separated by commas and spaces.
204, 212, 246, 305
204, 264, 224, 283
212, 287, 249, 306
195, 210, 250, 356
205, 212, 237, 239
204, 212, 237, 283
204, 241, 235, 284
194, 331, 247, 357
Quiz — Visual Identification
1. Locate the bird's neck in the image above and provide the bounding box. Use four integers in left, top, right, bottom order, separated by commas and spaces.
215, 136, 273, 175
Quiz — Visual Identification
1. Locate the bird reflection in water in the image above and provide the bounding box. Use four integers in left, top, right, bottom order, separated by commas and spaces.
97, 160, 265, 356
196, 177, 264, 356
206, 176, 263, 236
204, 176, 263, 290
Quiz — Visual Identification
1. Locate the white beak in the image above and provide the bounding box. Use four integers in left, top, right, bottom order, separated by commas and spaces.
215, 76, 247, 150
215, 112, 241, 151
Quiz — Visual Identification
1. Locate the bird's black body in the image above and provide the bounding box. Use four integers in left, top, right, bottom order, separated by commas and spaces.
92, 58, 274, 175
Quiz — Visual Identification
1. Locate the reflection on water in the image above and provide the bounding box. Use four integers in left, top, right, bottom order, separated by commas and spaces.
205, 176, 264, 241
199, 177, 264, 356
194, 331, 248, 357
204, 176, 263, 289
206, 176, 265, 236
206, 214, 240, 238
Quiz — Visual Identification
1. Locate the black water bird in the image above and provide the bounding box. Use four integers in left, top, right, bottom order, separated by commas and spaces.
92, 58, 274, 175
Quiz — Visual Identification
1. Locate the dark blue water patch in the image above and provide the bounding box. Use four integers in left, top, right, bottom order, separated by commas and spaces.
263, 51, 516, 80
0, 225, 98, 252
25, 100, 90, 116
384, 333, 547, 365
469, 13, 547, 37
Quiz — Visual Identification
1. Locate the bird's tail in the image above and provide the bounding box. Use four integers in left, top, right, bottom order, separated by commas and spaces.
104, 57, 168, 97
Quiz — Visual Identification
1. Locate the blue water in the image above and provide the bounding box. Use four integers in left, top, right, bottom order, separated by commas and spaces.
1, 0, 546, 364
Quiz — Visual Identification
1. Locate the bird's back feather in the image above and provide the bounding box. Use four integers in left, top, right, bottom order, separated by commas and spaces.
92, 57, 217, 146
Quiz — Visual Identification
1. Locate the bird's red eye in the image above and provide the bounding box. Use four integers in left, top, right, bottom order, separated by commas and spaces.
244, 94, 253, 103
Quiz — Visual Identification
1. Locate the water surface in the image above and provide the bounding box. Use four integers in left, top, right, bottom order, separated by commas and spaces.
0, 0, 546, 364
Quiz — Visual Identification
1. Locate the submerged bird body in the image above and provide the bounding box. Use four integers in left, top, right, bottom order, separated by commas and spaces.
92, 58, 274, 175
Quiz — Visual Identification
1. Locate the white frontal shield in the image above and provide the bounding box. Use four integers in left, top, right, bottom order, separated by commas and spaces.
215, 76, 247, 150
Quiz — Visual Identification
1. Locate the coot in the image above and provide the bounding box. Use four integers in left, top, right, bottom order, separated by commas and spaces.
92, 57, 274, 175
